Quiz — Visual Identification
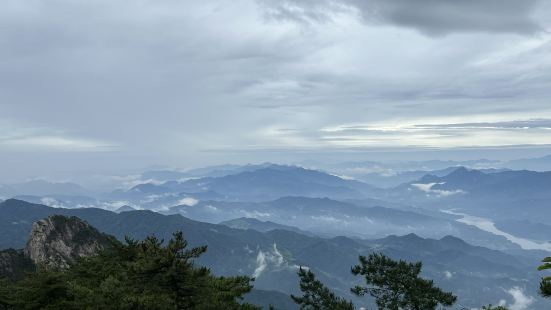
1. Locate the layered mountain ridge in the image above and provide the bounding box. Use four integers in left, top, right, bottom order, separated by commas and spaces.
0, 199, 545, 308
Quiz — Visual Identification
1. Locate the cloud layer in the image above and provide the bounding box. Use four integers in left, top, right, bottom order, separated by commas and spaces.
1, 0, 551, 178
259, 0, 545, 35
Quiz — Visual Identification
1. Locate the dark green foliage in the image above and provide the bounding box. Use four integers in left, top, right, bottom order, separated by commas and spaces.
244, 289, 298, 310
351, 253, 456, 310
0, 249, 35, 281
8, 269, 73, 309
0, 232, 259, 310
291, 267, 354, 310
0, 278, 13, 310
538, 256, 551, 298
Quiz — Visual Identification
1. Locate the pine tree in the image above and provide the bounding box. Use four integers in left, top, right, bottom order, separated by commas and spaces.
2, 232, 259, 310
291, 267, 354, 310
538, 256, 551, 298
351, 253, 456, 310
0, 279, 13, 310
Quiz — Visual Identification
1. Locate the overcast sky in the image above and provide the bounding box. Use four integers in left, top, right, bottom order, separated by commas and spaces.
1, 0, 551, 180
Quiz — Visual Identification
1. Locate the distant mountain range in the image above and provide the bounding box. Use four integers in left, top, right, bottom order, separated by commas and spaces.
141, 163, 279, 181
10, 194, 99, 208
5, 156, 549, 201
394, 167, 551, 221
119, 162, 551, 212
0, 180, 90, 198
166, 196, 520, 250
313, 160, 503, 187
2, 158, 551, 308
494, 219, 551, 242
133, 156, 551, 191
313, 155, 551, 183
10, 164, 550, 250
116, 164, 377, 203
0, 199, 544, 309
219, 217, 313, 236
505, 154, 551, 171
416, 167, 551, 197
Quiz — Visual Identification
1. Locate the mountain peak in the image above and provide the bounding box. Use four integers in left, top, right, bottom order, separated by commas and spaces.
1, 198, 43, 209
447, 166, 486, 178
115, 205, 137, 213
383, 233, 424, 243
439, 235, 468, 247
25, 215, 115, 269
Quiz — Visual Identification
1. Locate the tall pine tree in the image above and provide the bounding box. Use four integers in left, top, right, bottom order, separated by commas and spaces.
351, 253, 456, 310
291, 267, 354, 310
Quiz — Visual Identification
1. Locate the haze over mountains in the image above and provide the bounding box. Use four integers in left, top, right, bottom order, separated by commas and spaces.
1, 157, 551, 308
0, 199, 546, 309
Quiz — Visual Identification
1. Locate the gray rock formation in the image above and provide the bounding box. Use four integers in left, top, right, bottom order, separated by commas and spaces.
24, 215, 114, 269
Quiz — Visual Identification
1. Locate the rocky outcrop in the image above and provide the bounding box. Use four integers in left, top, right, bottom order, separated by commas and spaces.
0, 215, 115, 279
24, 215, 115, 269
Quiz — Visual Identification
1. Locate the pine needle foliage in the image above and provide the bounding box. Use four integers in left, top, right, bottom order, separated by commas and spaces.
351, 253, 456, 310
0, 232, 259, 310
538, 256, 551, 298
291, 267, 354, 310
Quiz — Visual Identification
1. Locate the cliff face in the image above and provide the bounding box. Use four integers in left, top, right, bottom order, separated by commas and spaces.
0, 215, 115, 279
24, 215, 114, 269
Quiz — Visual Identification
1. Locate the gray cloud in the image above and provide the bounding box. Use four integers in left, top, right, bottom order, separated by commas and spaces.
0, 0, 551, 180
259, 0, 545, 36
415, 119, 551, 130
